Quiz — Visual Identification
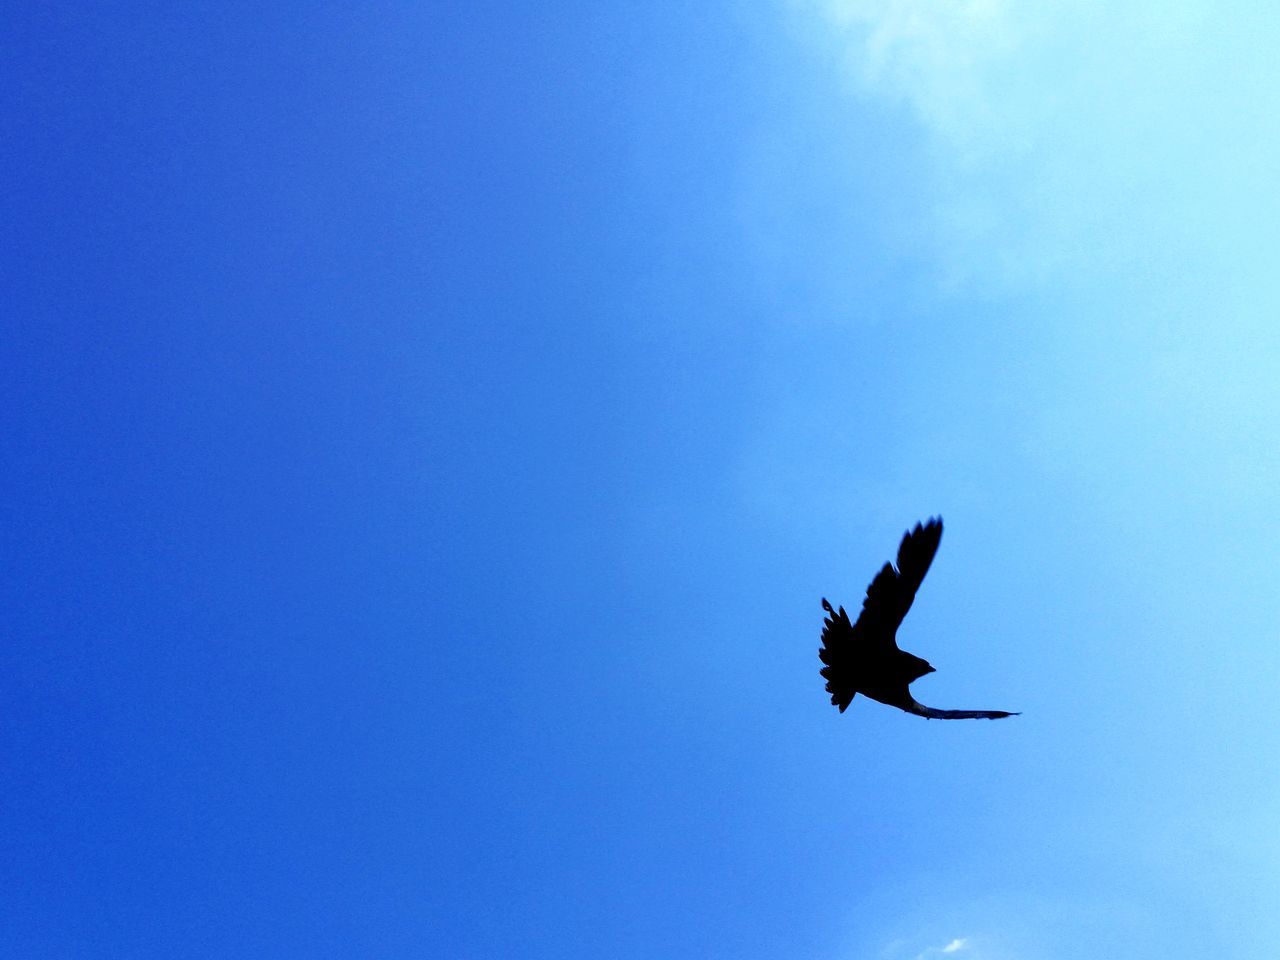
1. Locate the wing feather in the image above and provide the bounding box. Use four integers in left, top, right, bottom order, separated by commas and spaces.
905, 698, 1019, 720
890, 517, 943, 626
818, 599, 856, 711
855, 518, 943, 645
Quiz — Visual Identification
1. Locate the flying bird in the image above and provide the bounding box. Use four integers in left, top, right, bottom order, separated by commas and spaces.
818, 517, 1018, 720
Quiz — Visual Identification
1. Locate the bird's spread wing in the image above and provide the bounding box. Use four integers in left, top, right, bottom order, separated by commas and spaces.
904, 698, 1019, 720
818, 599, 858, 711
851, 518, 944, 648
818, 518, 944, 713
882, 517, 943, 631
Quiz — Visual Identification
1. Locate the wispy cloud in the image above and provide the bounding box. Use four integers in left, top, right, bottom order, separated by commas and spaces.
790, 0, 1277, 291
789, 0, 1280, 588
804, 0, 1018, 149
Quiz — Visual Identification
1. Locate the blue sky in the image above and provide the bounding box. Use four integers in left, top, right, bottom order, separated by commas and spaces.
4, 2, 1278, 957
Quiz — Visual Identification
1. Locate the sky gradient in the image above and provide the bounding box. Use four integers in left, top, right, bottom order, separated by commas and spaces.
4, 3, 1278, 958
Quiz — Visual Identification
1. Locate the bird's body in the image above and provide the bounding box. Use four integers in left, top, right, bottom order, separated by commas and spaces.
818, 518, 1018, 720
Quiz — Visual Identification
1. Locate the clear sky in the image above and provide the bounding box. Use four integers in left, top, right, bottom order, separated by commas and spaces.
4, 3, 1278, 958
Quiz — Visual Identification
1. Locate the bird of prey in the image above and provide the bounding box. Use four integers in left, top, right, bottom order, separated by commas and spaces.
818, 517, 1018, 720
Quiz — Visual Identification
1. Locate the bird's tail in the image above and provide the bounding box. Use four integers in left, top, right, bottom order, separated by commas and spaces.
908, 698, 1019, 720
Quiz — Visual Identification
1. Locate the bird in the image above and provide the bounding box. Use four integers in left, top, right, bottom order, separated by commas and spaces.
818, 517, 1018, 720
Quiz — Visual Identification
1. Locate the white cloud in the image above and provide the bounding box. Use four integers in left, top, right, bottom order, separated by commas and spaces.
911, 936, 969, 960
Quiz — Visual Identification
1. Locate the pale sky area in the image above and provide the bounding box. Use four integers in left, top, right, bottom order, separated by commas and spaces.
4, 3, 1277, 958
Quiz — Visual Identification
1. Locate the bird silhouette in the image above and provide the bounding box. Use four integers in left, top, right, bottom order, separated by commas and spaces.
818, 517, 1018, 720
